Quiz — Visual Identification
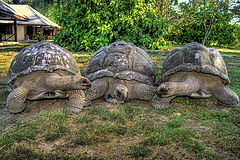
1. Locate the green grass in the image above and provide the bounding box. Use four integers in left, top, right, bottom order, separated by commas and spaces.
0, 144, 103, 160
74, 123, 127, 145
130, 144, 152, 158
0, 45, 239, 159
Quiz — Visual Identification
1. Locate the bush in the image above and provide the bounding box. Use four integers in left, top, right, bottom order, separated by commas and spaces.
52, 0, 169, 51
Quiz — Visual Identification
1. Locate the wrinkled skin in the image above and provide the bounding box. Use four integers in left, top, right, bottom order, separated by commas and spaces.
156, 72, 239, 109
84, 77, 162, 108
6, 70, 91, 114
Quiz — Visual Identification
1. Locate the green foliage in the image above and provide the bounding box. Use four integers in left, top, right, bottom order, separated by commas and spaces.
52, 0, 168, 51
230, 1, 240, 24
3, 0, 32, 5
168, 0, 240, 47
33, 31, 46, 42
167, 116, 185, 128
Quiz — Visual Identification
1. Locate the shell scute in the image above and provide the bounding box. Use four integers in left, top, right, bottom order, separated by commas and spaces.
86, 41, 156, 85
7, 41, 80, 85
162, 42, 229, 84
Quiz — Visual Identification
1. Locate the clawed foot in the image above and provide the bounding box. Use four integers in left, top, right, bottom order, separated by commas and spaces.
152, 101, 170, 110
105, 95, 124, 104
217, 100, 239, 108
7, 102, 26, 113
64, 106, 83, 114
151, 95, 171, 110
7, 87, 28, 114
83, 100, 92, 107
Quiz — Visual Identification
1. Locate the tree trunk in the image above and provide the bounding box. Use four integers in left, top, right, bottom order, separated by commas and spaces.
202, 0, 219, 46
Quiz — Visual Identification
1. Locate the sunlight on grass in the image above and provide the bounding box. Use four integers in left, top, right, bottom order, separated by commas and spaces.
0, 51, 18, 76
0, 44, 239, 159
217, 48, 240, 54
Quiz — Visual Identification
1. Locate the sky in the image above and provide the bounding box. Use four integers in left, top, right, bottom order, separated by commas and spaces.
178, 0, 189, 3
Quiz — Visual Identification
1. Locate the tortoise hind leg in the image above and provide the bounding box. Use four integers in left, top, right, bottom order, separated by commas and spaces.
212, 85, 239, 108
6, 86, 29, 113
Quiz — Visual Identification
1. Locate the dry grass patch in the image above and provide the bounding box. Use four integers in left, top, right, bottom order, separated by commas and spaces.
0, 46, 239, 159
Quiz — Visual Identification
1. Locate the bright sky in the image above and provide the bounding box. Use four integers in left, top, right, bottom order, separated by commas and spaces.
178, 0, 189, 3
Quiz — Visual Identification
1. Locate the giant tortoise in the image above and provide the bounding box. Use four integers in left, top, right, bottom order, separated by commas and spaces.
84, 41, 161, 107
6, 41, 91, 114
156, 42, 239, 108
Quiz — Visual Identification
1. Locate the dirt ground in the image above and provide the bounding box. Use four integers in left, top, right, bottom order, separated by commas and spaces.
0, 46, 239, 159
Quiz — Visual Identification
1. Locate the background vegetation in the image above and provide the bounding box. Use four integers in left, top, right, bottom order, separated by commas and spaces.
3, 0, 240, 51
1, 0, 240, 159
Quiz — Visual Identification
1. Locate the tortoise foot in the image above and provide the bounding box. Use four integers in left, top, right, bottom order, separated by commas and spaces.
6, 87, 28, 114
152, 95, 174, 110
7, 100, 26, 114
64, 106, 83, 115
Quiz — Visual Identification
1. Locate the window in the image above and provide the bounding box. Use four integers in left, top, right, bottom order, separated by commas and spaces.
0, 24, 12, 34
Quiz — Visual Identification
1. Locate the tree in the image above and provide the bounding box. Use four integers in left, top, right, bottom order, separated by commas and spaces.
169, 0, 237, 46
230, 1, 240, 24
152, 0, 178, 21
202, 0, 220, 45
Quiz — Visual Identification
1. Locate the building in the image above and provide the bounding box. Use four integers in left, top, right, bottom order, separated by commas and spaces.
0, 0, 60, 42
0, 0, 28, 42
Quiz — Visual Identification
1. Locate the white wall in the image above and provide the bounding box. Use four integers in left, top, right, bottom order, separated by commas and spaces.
17, 25, 25, 41
7, 24, 26, 41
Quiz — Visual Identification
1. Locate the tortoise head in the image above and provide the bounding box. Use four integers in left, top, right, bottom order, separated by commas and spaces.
114, 84, 128, 101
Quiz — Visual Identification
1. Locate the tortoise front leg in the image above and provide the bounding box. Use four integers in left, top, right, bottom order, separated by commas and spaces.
127, 83, 156, 101
127, 83, 172, 109
84, 79, 109, 105
45, 74, 91, 90
6, 86, 29, 113
152, 95, 175, 110
65, 89, 85, 114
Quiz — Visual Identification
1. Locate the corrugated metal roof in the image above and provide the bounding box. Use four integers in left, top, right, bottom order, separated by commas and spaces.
9, 4, 60, 28
0, 20, 13, 23
0, 0, 28, 20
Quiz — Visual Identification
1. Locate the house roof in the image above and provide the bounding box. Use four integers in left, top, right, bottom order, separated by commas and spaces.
9, 4, 60, 28
0, 3, 60, 28
0, 0, 28, 20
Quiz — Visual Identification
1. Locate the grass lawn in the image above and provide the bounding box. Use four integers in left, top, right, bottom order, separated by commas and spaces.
0, 44, 239, 159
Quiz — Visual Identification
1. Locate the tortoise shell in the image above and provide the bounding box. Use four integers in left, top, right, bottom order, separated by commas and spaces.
7, 41, 80, 85
86, 41, 156, 85
161, 42, 229, 84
